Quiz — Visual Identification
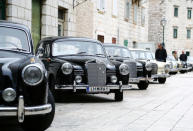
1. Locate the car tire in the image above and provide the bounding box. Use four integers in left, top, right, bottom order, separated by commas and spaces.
180, 70, 186, 73
137, 81, 149, 90
115, 92, 123, 101
158, 78, 166, 84
21, 90, 55, 131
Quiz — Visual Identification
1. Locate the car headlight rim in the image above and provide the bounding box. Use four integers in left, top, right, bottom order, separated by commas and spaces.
22, 64, 44, 86
145, 63, 152, 71
119, 63, 129, 75
61, 62, 73, 75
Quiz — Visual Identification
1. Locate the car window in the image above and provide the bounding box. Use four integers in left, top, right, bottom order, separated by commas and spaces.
52, 40, 105, 57
0, 26, 30, 52
105, 46, 130, 58
146, 52, 154, 60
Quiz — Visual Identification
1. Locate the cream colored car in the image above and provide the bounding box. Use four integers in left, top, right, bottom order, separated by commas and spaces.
130, 49, 170, 84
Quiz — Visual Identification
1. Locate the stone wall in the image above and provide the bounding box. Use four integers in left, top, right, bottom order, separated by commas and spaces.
148, 0, 193, 55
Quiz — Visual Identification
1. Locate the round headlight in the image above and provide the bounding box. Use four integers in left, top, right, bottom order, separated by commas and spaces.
2, 88, 16, 102
145, 63, 152, 71
119, 63, 129, 75
22, 64, 44, 86
75, 75, 82, 83
111, 75, 117, 84
61, 63, 73, 75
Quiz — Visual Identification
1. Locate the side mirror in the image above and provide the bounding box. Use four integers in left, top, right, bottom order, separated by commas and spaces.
37, 47, 44, 57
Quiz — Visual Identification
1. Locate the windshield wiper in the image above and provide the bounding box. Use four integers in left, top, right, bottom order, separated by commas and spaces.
95, 54, 105, 57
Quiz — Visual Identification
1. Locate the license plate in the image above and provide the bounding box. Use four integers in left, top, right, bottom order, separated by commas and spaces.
87, 86, 110, 93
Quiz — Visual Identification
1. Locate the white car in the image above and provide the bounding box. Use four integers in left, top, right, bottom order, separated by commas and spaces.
167, 55, 179, 75
129, 49, 170, 84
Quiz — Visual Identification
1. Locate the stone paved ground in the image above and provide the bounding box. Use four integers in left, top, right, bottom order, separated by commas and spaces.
47, 72, 193, 131
2, 72, 193, 131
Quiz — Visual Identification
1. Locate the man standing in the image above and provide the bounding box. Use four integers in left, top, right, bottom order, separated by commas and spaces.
155, 43, 167, 62
179, 51, 187, 62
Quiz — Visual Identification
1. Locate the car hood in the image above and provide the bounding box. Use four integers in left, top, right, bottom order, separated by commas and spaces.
54, 56, 116, 70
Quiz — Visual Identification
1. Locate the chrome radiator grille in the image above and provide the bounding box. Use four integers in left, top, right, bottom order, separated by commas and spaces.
126, 62, 137, 78
87, 63, 106, 86
151, 63, 158, 75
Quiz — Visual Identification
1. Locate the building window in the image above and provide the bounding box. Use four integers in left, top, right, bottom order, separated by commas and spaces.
0, 0, 6, 20
97, 0, 105, 12
187, 8, 192, 19
112, 37, 116, 44
141, 7, 145, 26
134, 4, 138, 24
187, 29, 191, 39
112, 0, 118, 16
173, 28, 178, 38
58, 8, 67, 36
174, 6, 178, 17
97, 35, 104, 43
125, 0, 131, 19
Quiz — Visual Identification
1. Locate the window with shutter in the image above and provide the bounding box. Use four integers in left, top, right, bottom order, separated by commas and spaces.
125, 0, 131, 19
0, 0, 5, 20
187, 29, 191, 39
134, 5, 138, 24
141, 7, 145, 26
173, 28, 178, 38
187, 8, 192, 19
112, 0, 118, 16
97, 0, 105, 12
174, 6, 178, 17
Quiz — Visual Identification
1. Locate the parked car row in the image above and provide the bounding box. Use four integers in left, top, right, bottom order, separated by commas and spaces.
0, 21, 191, 130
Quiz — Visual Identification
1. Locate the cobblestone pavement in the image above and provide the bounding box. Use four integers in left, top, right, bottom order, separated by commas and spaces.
2, 72, 193, 131
48, 72, 193, 131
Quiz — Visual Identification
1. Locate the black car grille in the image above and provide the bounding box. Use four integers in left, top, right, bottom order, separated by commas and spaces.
137, 66, 144, 77
151, 63, 158, 75
126, 62, 137, 78
87, 63, 106, 86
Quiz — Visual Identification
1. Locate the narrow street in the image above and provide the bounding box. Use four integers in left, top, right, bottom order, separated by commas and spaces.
48, 72, 193, 131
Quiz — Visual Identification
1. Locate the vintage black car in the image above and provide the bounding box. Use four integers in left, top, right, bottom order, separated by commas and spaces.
104, 44, 149, 90
36, 37, 130, 101
0, 21, 55, 131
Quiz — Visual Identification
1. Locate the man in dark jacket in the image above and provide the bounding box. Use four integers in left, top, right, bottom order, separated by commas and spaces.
180, 51, 187, 62
155, 43, 167, 62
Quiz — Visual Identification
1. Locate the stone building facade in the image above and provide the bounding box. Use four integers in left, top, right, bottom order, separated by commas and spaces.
1, 0, 77, 47
149, 0, 193, 56
76, 0, 149, 47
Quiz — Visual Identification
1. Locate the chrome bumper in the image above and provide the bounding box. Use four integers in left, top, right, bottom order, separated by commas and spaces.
129, 77, 149, 83
179, 68, 188, 71
169, 68, 179, 73
0, 96, 52, 123
55, 81, 131, 93
152, 73, 170, 79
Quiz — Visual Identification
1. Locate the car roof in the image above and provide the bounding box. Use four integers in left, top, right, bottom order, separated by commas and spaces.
40, 36, 101, 44
0, 20, 30, 33
128, 48, 148, 52
103, 43, 128, 49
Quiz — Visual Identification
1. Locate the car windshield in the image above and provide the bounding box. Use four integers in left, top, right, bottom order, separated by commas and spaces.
188, 56, 193, 61
167, 56, 175, 61
130, 50, 154, 60
0, 26, 30, 52
105, 46, 131, 58
52, 40, 105, 57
